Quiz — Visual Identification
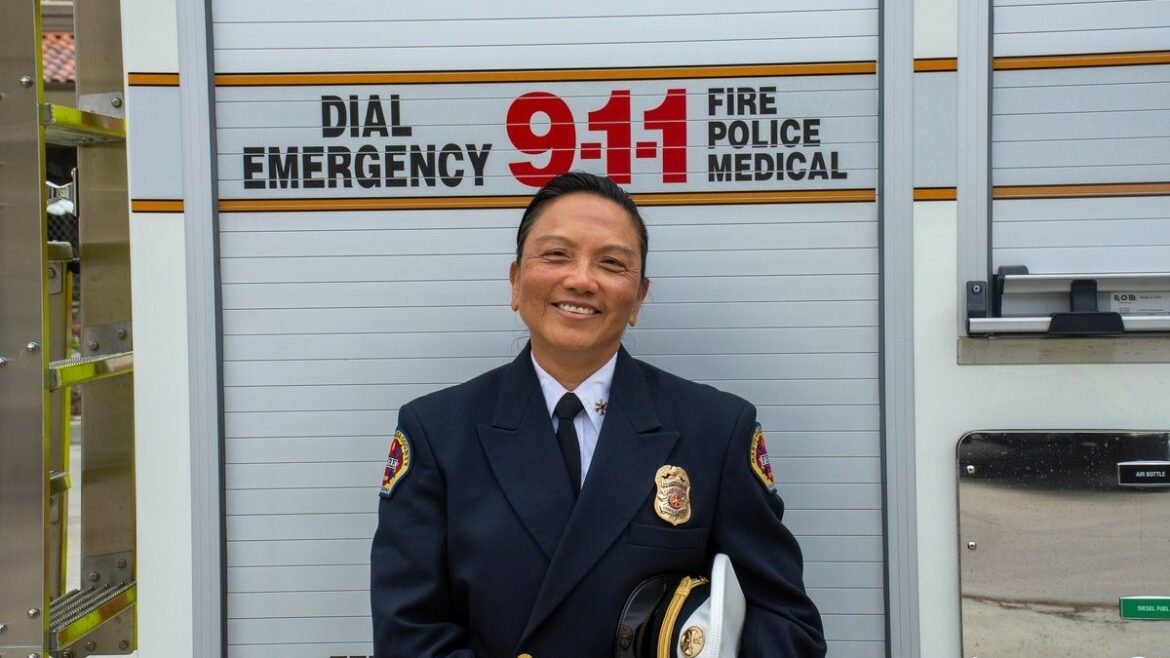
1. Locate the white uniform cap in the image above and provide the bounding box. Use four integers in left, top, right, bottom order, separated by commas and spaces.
672, 554, 746, 658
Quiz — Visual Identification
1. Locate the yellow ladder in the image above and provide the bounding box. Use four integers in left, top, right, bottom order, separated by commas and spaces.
1, 1, 136, 655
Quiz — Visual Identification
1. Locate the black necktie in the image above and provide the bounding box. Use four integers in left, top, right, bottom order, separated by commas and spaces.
554, 393, 584, 496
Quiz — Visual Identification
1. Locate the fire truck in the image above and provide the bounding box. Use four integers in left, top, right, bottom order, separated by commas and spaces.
2, 1, 1168, 656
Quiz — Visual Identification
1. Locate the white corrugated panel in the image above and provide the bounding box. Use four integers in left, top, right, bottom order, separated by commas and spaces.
992, 66, 1170, 187
993, 0, 1170, 56
993, 197, 1170, 273
212, 2, 882, 656
991, 7, 1170, 275
212, 1, 878, 72
214, 78, 879, 198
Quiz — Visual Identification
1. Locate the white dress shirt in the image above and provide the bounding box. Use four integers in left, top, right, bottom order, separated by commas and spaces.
530, 351, 617, 487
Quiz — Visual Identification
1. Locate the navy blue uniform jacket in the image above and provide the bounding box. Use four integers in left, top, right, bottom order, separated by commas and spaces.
371, 346, 825, 658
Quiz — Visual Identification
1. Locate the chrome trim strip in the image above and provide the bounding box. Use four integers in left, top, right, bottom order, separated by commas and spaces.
1002, 273, 1170, 294
969, 316, 1170, 334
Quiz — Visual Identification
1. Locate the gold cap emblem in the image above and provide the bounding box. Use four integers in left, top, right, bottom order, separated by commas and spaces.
653, 465, 692, 526
680, 626, 705, 657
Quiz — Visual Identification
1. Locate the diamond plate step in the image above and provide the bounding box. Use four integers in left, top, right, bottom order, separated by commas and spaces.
49, 581, 136, 650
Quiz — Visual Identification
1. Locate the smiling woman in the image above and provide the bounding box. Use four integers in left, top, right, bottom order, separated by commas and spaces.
371, 172, 825, 658
509, 175, 651, 388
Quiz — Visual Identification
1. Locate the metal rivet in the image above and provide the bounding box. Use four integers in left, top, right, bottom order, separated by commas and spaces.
971, 283, 983, 294
967, 541, 977, 551
26, 608, 40, 619
20, 75, 33, 87
116, 558, 128, 569
118, 640, 129, 650
26, 342, 39, 353
87, 340, 99, 351
111, 96, 123, 108
965, 465, 976, 475
85, 641, 96, 651
116, 329, 128, 340
87, 571, 100, 582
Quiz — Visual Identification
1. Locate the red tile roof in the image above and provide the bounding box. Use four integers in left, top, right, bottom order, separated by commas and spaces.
43, 31, 75, 84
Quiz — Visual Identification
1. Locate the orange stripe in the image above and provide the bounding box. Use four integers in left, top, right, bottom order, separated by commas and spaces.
218, 189, 876, 213
128, 72, 180, 87
993, 182, 1170, 200
914, 187, 957, 201
131, 199, 185, 213
914, 58, 958, 73
994, 50, 1170, 71
220, 196, 529, 212
633, 188, 875, 206
214, 61, 877, 87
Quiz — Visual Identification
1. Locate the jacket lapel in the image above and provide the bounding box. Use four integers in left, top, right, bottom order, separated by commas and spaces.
477, 347, 576, 560
520, 347, 680, 642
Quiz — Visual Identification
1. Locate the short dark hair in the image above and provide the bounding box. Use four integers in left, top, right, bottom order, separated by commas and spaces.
515, 171, 648, 277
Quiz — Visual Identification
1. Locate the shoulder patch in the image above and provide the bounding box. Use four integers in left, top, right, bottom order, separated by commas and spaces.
749, 423, 777, 493
379, 429, 413, 498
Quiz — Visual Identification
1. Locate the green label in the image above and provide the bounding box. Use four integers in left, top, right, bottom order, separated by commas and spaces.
1120, 597, 1170, 620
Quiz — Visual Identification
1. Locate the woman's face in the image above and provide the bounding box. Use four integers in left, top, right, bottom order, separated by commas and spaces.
510, 193, 649, 371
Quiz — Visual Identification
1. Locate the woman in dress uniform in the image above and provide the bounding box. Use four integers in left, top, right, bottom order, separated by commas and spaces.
371, 172, 825, 658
